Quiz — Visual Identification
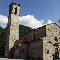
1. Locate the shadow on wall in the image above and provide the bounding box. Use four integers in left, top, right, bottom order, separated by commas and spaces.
8, 40, 43, 60
8, 40, 20, 59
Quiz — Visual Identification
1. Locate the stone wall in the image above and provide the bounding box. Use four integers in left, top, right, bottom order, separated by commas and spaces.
5, 2, 60, 59
19, 25, 46, 59
43, 23, 60, 60
5, 2, 20, 57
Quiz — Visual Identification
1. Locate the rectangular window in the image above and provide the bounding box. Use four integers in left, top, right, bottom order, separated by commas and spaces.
14, 7, 17, 15
47, 50, 49, 54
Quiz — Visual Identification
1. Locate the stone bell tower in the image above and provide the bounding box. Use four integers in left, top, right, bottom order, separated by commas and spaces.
5, 2, 20, 57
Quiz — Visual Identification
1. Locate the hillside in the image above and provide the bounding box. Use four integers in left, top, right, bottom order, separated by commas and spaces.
19, 24, 33, 36
0, 27, 6, 56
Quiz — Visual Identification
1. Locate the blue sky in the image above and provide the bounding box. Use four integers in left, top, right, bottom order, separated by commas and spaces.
0, 0, 60, 28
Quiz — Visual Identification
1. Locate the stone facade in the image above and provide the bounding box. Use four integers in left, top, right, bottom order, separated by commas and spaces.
19, 23, 60, 60
19, 25, 46, 59
43, 23, 60, 60
5, 2, 20, 57
5, 2, 60, 60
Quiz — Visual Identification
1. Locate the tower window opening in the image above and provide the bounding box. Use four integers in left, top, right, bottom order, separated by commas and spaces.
14, 7, 17, 15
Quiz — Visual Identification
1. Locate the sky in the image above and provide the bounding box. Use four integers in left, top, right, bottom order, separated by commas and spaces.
0, 0, 60, 29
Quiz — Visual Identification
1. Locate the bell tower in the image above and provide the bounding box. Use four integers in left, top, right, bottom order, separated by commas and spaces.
5, 2, 20, 57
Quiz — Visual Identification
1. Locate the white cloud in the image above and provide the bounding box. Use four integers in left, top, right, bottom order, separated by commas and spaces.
0, 15, 8, 28
19, 15, 44, 29
47, 19, 53, 24
0, 14, 54, 29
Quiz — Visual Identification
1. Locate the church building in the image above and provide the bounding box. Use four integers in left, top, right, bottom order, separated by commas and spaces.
5, 2, 60, 60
